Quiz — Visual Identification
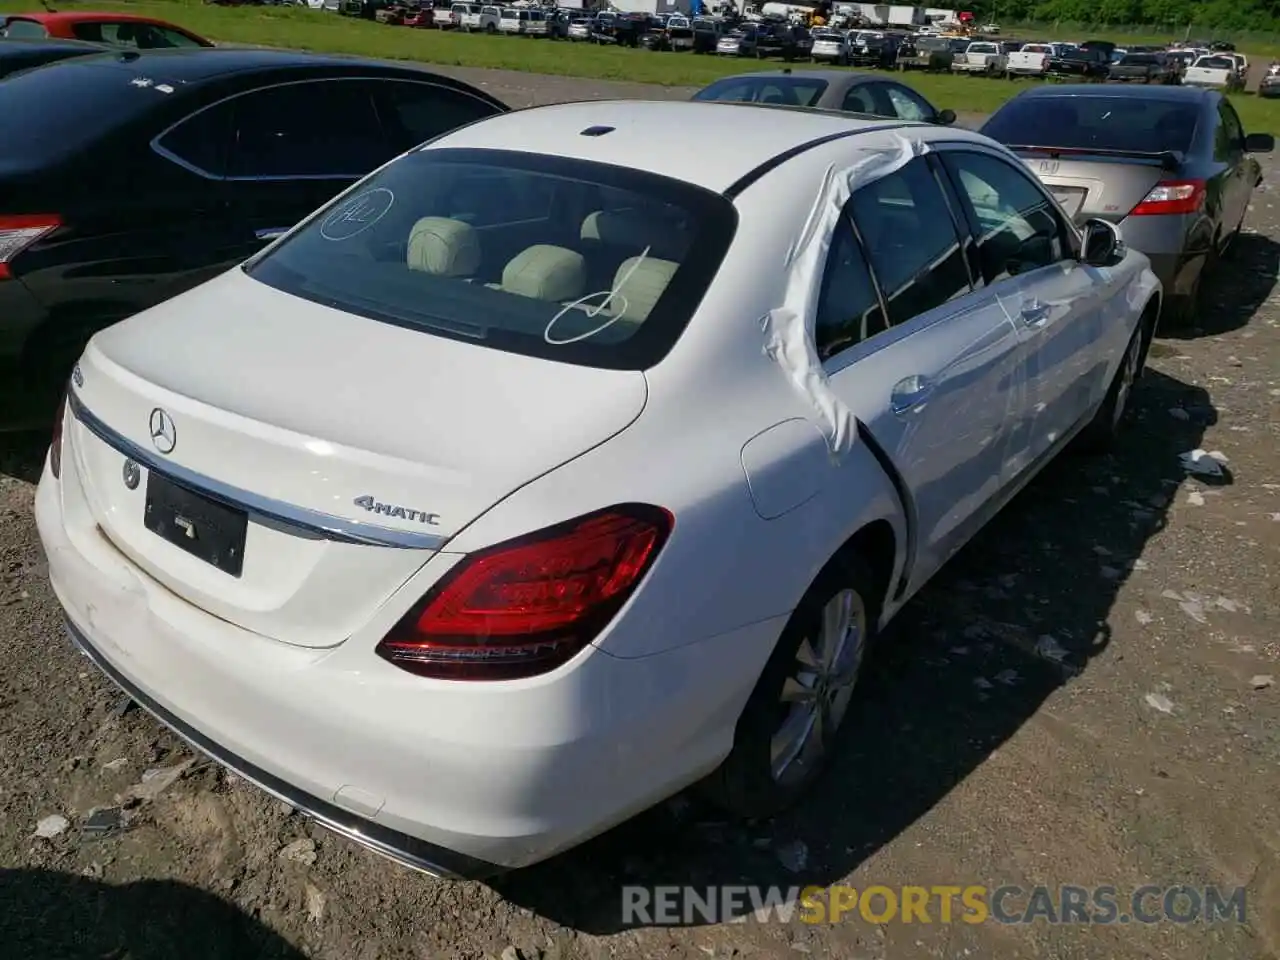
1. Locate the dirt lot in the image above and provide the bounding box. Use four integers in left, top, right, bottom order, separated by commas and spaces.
2, 69, 1279, 960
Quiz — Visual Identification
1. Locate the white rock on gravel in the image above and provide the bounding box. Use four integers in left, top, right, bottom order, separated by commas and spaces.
279, 837, 318, 866
1145, 692, 1175, 715
33, 814, 69, 839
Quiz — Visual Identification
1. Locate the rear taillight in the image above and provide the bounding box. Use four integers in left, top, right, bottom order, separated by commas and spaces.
0, 214, 61, 281
1130, 179, 1206, 216
377, 504, 673, 681
49, 390, 67, 479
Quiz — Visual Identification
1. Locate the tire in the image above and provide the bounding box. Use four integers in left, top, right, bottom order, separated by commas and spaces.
1076, 313, 1149, 453
700, 555, 880, 820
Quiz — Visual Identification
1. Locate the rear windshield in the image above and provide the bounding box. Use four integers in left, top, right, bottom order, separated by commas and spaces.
1196, 56, 1235, 69
693, 75, 828, 107
246, 148, 737, 371
0, 56, 156, 167
1119, 54, 1158, 64
982, 96, 1199, 154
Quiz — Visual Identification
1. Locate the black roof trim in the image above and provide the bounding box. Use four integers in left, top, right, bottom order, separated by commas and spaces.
721, 120, 918, 200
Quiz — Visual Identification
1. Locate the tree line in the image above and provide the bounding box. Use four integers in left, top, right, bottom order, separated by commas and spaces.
978, 0, 1280, 30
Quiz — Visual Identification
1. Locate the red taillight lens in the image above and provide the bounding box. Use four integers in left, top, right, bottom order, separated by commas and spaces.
377, 504, 674, 681
0, 214, 62, 281
49, 390, 68, 479
1130, 179, 1206, 216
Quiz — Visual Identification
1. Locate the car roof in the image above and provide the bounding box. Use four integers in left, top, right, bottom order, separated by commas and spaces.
704, 69, 872, 85
1014, 83, 1213, 104
4, 11, 186, 25
431, 99, 933, 194
0, 36, 106, 53
18, 46, 457, 84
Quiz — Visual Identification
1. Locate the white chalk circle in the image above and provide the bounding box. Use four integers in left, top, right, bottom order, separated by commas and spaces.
320, 188, 395, 241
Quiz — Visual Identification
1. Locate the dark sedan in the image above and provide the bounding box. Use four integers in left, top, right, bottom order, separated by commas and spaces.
692, 69, 955, 125
0, 37, 106, 79
0, 48, 507, 430
981, 85, 1273, 325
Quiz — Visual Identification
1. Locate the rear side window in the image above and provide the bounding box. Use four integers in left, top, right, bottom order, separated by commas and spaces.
229, 82, 389, 178
693, 77, 828, 107
981, 95, 1199, 154
72, 21, 205, 47
158, 81, 394, 179
814, 217, 887, 359
377, 81, 501, 150
2, 19, 48, 38
246, 148, 738, 371
849, 157, 970, 326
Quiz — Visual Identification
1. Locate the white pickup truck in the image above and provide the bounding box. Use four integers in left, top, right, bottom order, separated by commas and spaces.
1005, 42, 1059, 77
434, 4, 460, 28
1183, 53, 1246, 91
952, 40, 1007, 75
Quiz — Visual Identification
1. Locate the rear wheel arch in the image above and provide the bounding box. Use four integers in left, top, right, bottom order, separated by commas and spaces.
830, 518, 897, 621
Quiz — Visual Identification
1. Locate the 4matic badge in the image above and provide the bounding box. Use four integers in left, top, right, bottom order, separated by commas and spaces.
353, 496, 440, 526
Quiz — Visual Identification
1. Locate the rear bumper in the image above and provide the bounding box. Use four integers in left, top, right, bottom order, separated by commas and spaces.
62, 615, 497, 879
35, 454, 782, 873
1115, 215, 1201, 301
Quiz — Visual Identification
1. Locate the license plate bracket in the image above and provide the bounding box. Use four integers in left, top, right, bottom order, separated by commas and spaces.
144, 472, 248, 578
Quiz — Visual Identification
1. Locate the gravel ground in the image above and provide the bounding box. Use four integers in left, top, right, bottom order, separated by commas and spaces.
2, 69, 1278, 960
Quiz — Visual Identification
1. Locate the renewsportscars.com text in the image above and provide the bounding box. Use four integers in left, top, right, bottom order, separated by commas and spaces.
621, 884, 1247, 926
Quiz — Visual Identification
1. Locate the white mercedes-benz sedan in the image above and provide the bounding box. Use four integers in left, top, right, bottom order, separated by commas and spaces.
36, 100, 1161, 879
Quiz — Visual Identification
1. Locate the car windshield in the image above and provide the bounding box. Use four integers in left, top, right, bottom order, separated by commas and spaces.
982, 96, 1199, 154
1118, 54, 1158, 64
1197, 56, 1235, 69
246, 148, 737, 371
812, 29, 840, 39
693, 75, 829, 107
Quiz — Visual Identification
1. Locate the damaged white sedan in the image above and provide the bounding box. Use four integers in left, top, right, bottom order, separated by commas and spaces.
36, 101, 1161, 878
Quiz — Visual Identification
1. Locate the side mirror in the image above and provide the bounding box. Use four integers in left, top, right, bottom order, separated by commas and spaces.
1245, 132, 1274, 154
934, 108, 956, 125
1080, 218, 1122, 267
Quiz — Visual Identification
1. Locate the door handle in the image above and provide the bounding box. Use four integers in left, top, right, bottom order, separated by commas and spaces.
1020, 303, 1051, 327
890, 375, 935, 416
255, 227, 290, 241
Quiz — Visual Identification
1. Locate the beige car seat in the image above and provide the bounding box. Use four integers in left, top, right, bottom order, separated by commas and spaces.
497, 245, 586, 301
608, 255, 678, 326
406, 217, 481, 277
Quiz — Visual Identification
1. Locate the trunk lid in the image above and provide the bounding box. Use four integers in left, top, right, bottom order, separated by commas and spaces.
68, 268, 647, 648
1015, 150, 1175, 223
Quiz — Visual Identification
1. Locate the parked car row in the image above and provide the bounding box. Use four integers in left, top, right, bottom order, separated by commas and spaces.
1, 30, 1273, 889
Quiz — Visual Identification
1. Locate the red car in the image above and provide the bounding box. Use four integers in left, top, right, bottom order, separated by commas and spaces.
0, 12, 213, 48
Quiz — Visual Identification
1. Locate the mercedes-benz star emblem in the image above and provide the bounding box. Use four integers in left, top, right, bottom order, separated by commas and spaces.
149, 408, 176, 455
122, 459, 140, 490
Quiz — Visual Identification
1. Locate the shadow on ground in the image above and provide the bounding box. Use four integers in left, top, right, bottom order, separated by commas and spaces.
0, 868, 305, 960
1161, 233, 1279, 340
494, 366, 1221, 933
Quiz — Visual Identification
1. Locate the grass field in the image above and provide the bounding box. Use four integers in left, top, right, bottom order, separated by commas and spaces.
3, 0, 1278, 130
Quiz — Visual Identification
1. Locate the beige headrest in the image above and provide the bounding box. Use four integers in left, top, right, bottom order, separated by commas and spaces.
501, 245, 585, 301
611, 256, 678, 324
580, 209, 680, 258
407, 217, 480, 277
